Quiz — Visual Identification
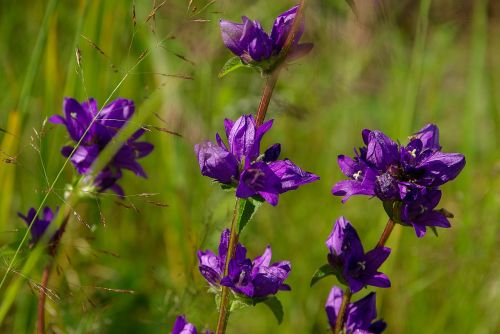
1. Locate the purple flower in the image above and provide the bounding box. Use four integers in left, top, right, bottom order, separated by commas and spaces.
332, 124, 465, 237
49, 98, 153, 195
326, 217, 391, 293
18, 207, 60, 245
220, 5, 312, 65
171, 315, 212, 334
326, 286, 386, 334
198, 229, 291, 299
195, 115, 318, 206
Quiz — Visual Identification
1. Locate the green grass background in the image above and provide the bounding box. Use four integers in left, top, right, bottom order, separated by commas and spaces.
0, 0, 498, 333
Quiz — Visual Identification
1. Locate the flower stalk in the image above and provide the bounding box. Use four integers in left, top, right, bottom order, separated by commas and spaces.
376, 218, 395, 248
333, 288, 352, 334
215, 200, 240, 334
214, 2, 310, 332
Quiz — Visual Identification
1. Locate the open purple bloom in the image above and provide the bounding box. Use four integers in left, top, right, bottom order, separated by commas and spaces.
326, 217, 391, 293
18, 207, 60, 245
220, 5, 312, 65
49, 98, 153, 195
171, 315, 212, 334
326, 286, 386, 334
195, 114, 318, 206
198, 229, 291, 299
332, 124, 465, 237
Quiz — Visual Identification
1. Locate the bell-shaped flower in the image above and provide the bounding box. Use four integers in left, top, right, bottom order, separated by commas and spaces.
220, 5, 312, 66
18, 207, 60, 245
198, 229, 291, 299
326, 217, 391, 293
49, 98, 153, 195
332, 124, 465, 237
171, 315, 212, 334
326, 286, 387, 334
195, 114, 318, 206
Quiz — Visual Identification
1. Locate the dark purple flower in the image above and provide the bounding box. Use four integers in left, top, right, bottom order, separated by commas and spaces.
49, 98, 153, 195
220, 5, 312, 65
326, 286, 386, 334
326, 217, 391, 293
171, 315, 212, 334
332, 124, 465, 237
198, 229, 291, 299
18, 207, 60, 245
195, 115, 318, 206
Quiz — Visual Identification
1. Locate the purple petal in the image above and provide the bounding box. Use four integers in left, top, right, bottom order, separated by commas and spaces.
416, 152, 466, 187
252, 245, 272, 271
228, 115, 256, 161
346, 292, 377, 331
365, 130, 399, 170
171, 315, 198, 334
220, 19, 245, 56
268, 159, 319, 192
325, 286, 344, 328
326, 217, 364, 260
198, 250, 223, 285
364, 273, 391, 289
236, 161, 282, 199
332, 167, 377, 203
63, 97, 92, 142
270, 5, 304, 52
263, 143, 281, 162
98, 98, 135, 128
218, 229, 231, 259
195, 141, 239, 184
413, 124, 441, 150
363, 247, 391, 273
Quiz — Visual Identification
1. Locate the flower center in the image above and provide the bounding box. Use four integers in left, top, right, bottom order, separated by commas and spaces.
353, 170, 362, 181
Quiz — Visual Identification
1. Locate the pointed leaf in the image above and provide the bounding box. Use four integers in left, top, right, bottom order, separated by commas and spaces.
310, 264, 336, 287
218, 56, 246, 78
429, 226, 439, 237
263, 296, 284, 324
236, 197, 263, 234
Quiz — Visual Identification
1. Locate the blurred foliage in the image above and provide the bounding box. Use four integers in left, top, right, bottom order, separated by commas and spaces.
0, 0, 499, 333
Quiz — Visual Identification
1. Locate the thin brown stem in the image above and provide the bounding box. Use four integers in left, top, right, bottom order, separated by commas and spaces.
376, 218, 395, 248
37, 213, 70, 334
333, 288, 352, 334
254, 0, 307, 127
215, 200, 240, 334
37, 263, 51, 334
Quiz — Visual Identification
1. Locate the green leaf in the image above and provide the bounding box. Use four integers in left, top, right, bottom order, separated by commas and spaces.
218, 56, 246, 78
263, 296, 284, 324
230, 297, 253, 312
310, 264, 336, 287
236, 198, 263, 234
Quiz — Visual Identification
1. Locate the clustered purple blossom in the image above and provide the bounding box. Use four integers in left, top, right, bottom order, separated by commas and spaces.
195, 114, 319, 206
220, 5, 313, 65
18, 207, 59, 245
198, 229, 291, 299
332, 124, 465, 237
171, 315, 212, 334
49, 98, 154, 196
326, 217, 391, 293
326, 286, 386, 334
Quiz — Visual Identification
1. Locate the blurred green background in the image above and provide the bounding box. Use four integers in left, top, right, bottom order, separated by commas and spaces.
0, 0, 499, 333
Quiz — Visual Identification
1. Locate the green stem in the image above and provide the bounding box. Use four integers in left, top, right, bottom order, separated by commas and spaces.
215, 2, 309, 332
333, 288, 352, 334
215, 200, 240, 334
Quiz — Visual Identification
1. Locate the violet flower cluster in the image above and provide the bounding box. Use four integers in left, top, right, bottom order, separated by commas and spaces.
49, 98, 154, 195
171, 315, 212, 334
220, 5, 312, 67
326, 217, 391, 293
18, 207, 59, 245
332, 124, 465, 237
198, 229, 291, 299
326, 286, 386, 334
195, 114, 318, 206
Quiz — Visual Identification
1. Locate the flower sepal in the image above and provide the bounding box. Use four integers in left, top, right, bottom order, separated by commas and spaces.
218, 55, 281, 78
224, 293, 284, 324
382, 200, 401, 224
310, 263, 345, 287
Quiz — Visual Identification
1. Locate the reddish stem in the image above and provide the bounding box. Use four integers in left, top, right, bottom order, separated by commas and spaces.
376, 218, 395, 248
